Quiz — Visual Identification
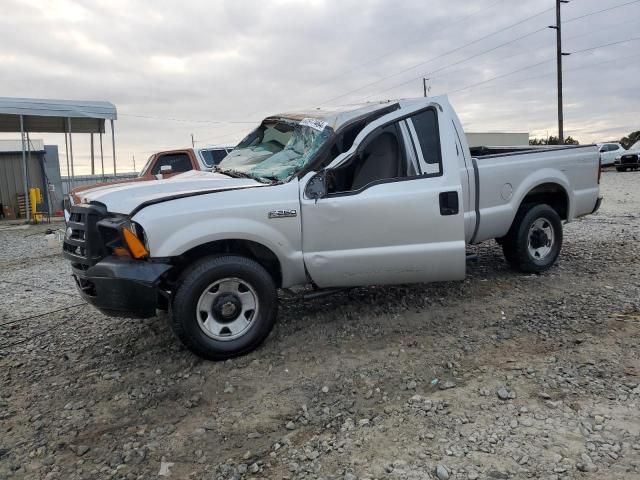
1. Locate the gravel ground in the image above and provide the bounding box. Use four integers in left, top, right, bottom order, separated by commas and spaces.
1, 170, 639, 480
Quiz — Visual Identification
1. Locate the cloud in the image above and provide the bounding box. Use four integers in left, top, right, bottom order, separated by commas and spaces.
0, 0, 638, 173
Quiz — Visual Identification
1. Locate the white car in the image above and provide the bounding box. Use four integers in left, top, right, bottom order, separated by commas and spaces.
597, 142, 625, 167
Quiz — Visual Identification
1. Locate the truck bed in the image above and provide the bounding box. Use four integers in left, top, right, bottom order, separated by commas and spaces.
465, 144, 600, 243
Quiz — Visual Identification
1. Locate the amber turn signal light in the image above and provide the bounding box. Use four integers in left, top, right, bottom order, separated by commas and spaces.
122, 228, 149, 259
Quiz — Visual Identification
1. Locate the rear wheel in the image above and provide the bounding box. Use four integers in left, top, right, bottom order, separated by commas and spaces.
501, 204, 563, 273
170, 255, 278, 360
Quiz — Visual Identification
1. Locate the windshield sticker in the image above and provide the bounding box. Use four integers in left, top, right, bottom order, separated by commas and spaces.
300, 117, 328, 132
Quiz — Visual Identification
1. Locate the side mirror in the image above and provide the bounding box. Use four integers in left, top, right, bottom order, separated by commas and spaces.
305, 171, 327, 200
160, 165, 173, 174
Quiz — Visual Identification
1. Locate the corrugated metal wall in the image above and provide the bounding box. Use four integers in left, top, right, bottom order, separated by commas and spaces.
43, 145, 63, 211
0, 152, 45, 217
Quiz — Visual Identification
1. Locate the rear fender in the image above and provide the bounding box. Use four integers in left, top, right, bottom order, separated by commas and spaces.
510, 169, 572, 220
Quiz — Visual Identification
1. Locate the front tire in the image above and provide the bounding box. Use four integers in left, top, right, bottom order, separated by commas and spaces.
501, 204, 563, 273
170, 255, 278, 360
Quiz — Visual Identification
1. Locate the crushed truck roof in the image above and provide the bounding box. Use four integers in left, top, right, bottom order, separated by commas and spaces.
267, 101, 397, 131
267, 96, 447, 131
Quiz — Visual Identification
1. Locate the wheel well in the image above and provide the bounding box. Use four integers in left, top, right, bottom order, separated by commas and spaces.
519, 183, 569, 220
173, 239, 283, 287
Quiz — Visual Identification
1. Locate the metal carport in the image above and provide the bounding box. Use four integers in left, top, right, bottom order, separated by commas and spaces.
0, 97, 117, 222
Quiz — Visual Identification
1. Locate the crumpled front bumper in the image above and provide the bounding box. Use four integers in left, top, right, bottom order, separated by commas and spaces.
71, 256, 172, 318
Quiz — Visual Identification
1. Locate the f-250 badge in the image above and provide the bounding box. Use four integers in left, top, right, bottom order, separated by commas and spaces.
268, 209, 297, 219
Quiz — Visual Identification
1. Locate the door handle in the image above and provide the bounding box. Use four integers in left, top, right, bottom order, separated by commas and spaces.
439, 191, 459, 216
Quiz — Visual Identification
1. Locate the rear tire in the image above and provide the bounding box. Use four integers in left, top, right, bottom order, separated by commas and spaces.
501, 204, 563, 273
170, 255, 278, 360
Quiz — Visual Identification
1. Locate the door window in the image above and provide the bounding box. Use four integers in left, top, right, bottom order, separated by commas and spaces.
151, 153, 192, 175
327, 122, 412, 193
407, 109, 442, 175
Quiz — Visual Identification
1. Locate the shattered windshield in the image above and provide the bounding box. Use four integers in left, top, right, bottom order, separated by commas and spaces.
217, 117, 333, 182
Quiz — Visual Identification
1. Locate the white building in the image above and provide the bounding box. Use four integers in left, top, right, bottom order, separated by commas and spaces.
466, 132, 529, 148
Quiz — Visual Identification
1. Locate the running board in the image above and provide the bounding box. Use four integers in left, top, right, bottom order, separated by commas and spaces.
466, 253, 478, 263
303, 288, 350, 300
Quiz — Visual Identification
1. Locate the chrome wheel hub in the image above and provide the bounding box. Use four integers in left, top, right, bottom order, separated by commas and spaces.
196, 278, 259, 341
527, 218, 554, 260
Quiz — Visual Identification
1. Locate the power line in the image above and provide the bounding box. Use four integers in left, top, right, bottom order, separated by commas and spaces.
316, 5, 556, 106
550, 0, 640, 144
196, 127, 251, 146
119, 113, 258, 125
564, 0, 640, 24
564, 16, 638, 42
87, 1, 640, 130
571, 36, 640, 54
367, 13, 640, 101
42, 0, 638, 135
449, 37, 640, 95
490, 51, 640, 88
233, 0, 507, 123
449, 58, 553, 95
452, 51, 640, 138
324, 0, 506, 82
360, 26, 548, 101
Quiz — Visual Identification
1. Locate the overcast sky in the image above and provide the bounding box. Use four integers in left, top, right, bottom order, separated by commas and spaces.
1, 0, 638, 174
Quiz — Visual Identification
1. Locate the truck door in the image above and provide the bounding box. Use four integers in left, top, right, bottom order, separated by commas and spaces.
299, 104, 466, 288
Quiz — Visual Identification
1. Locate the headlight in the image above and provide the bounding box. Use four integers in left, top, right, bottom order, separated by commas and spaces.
122, 227, 149, 259
97, 216, 149, 259
130, 222, 150, 254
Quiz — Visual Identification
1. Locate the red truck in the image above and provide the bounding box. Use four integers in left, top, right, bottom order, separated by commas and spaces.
66, 145, 232, 211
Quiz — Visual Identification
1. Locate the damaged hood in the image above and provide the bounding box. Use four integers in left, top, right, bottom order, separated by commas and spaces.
77, 170, 263, 214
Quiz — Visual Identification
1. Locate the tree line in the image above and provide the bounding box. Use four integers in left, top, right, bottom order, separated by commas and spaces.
529, 130, 640, 148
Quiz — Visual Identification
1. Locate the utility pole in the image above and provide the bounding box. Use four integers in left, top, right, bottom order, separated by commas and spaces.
549, 0, 570, 144
423, 77, 430, 97
90, 133, 95, 175
191, 133, 195, 148
133, 154, 136, 172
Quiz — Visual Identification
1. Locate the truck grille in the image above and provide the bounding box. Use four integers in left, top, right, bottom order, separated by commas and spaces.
621, 154, 638, 165
63, 203, 109, 268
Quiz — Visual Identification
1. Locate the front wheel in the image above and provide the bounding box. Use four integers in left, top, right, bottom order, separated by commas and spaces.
501, 204, 563, 273
170, 255, 278, 360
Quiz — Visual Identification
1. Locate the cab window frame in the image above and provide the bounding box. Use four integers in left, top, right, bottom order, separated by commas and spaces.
324, 106, 444, 198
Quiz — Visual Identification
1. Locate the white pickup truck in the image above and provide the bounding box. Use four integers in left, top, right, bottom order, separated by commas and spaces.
63, 97, 602, 359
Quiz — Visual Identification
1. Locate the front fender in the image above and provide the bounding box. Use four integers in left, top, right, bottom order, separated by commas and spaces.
131, 181, 307, 287
155, 217, 305, 287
